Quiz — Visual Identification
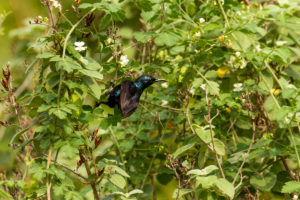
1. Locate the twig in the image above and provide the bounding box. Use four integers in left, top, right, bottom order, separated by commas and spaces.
80, 149, 100, 200
58, 8, 96, 106
232, 91, 256, 185
141, 99, 183, 112
50, 159, 89, 183
46, 0, 56, 29
46, 146, 53, 200
234, 171, 245, 190
205, 89, 225, 178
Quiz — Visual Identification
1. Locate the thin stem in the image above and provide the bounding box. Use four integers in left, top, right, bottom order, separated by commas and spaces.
57, 8, 96, 106
288, 126, 300, 168
46, 146, 53, 200
81, 149, 100, 200
141, 99, 183, 112
216, 0, 229, 27
109, 127, 127, 192
205, 89, 225, 178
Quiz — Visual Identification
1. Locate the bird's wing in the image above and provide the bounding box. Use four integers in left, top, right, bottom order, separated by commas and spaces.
120, 80, 139, 118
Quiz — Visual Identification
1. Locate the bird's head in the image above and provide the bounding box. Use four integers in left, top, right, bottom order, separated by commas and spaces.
134, 75, 167, 90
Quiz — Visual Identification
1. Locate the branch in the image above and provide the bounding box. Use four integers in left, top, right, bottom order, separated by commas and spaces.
232, 91, 256, 185
50, 159, 89, 183
205, 90, 225, 178
141, 99, 183, 112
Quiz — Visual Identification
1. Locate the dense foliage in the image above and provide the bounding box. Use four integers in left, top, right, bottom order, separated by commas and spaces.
1, 0, 300, 199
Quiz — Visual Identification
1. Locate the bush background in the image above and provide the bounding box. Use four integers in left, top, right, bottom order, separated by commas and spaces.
0, 0, 300, 199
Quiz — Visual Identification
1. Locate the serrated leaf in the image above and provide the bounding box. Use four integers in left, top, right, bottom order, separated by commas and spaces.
99, 14, 111, 30
187, 165, 218, 176
195, 128, 212, 143
127, 189, 143, 197
215, 178, 235, 199
212, 139, 226, 156
82, 76, 102, 99
154, 32, 181, 47
172, 143, 196, 158
109, 174, 126, 189
207, 81, 220, 95
172, 189, 193, 199
37, 52, 55, 59
250, 172, 277, 191
281, 181, 300, 193
196, 175, 218, 189
110, 165, 130, 178
79, 69, 103, 80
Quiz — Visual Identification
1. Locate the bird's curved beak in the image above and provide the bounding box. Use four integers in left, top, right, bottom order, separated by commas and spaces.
155, 78, 167, 82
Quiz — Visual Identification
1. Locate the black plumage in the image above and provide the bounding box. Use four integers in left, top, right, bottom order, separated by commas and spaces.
98, 75, 166, 118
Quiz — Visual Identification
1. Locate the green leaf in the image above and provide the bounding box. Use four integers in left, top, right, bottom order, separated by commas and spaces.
109, 174, 126, 189
196, 175, 218, 189
119, 139, 135, 152
36, 52, 55, 59
229, 31, 254, 51
172, 143, 196, 158
110, 165, 130, 178
82, 76, 102, 99
65, 191, 83, 200
136, 0, 153, 11
127, 189, 143, 197
99, 14, 111, 30
264, 96, 276, 112
207, 81, 220, 95
250, 172, 277, 191
258, 70, 273, 91
49, 108, 67, 119
79, 69, 103, 80
80, 57, 102, 70
195, 127, 212, 143
281, 181, 300, 193
154, 32, 181, 47
213, 139, 226, 156
172, 189, 193, 199
187, 165, 218, 176
215, 178, 235, 199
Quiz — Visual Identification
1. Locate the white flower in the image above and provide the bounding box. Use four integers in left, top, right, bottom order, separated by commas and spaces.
229, 56, 236, 65
293, 194, 299, 200
74, 41, 87, 52
161, 82, 169, 88
195, 32, 201, 37
220, 0, 225, 5
119, 55, 129, 67
276, 41, 288, 46
200, 84, 206, 90
255, 45, 261, 52
237, 11, 242, 16
161, 100, 168, 106
106, 37, 113, 44
288, 113, 294, 118
233, 83, 243, 92
284, 116, 291, 124
190, 87, 195, 95
242, 98, 246, 103
240, 59, 247, 69
49, 0, 61, 9
287, 84, 296, 89
199, 18, 205, 23
235, 51, 241, 57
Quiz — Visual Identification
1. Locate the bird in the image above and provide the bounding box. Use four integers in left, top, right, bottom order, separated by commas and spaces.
97, 75, 166, 118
